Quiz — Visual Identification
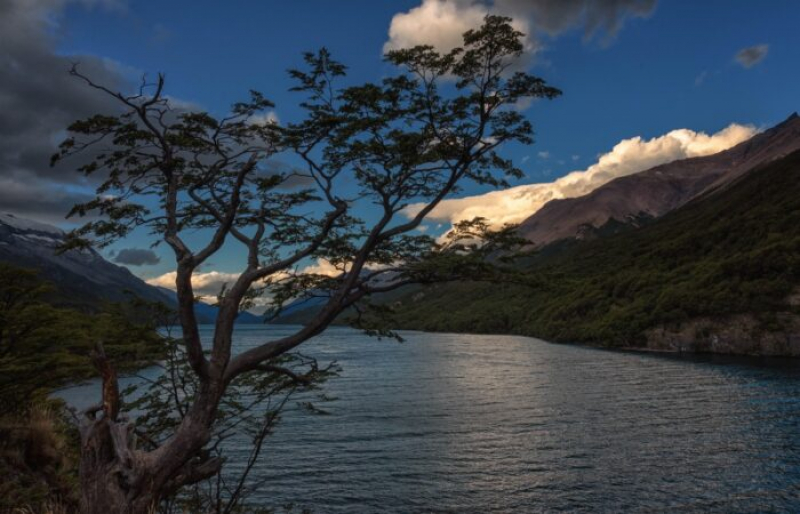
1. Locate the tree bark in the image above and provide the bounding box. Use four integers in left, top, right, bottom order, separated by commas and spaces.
79, 342, 225, 513
79, 419, 156, 514
79, 343, 158, 513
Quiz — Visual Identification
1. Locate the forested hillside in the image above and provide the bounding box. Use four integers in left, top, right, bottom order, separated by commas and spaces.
389, 149, 800, 352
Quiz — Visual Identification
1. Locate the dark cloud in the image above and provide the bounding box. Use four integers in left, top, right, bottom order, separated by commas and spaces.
494, 0, 657, 39
0, 171, 94, 224
385, 0, 655, 66
0, 0, 130, 221
735, 44, 768, 68
1, 0, 285, 225
113, 248, 161, 266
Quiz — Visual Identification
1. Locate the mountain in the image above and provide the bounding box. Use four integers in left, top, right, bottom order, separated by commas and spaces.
0, 213, 174, 307
155, 286, 262, 324
0, 213, 261, 323
389, 147, 800, 356
517, 113, 800, 247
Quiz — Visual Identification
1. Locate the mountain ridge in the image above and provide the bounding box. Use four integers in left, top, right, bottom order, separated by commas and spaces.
517, 113, 800, 247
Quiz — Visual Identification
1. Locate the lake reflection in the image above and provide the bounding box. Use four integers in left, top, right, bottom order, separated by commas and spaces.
59, 325, 800, 513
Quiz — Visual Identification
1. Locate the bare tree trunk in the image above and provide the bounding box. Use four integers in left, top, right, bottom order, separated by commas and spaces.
78, 343, 156, 513
78, 343, 224, 514
79, 415, 223, 514
79, 419, 156, 514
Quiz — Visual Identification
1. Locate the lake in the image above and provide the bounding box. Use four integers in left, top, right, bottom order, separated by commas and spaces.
59, 325, 800, 512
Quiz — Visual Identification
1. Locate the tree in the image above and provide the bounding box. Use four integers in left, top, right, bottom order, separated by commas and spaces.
122, 326, 337, 514
53, 16, 560, 513
0, 264, 165, 414
0, 265, 167, 512
0, 265, 55, 361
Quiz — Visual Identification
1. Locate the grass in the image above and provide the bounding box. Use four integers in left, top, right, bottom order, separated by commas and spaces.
0, 404, 79, 512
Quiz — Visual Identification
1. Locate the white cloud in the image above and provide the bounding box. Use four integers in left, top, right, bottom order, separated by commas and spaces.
384, 0, 535, 56
404, 122, 757, 229
147, 271, 241, 298
385, 0, 487, 54
300, 258, 348, 277
248, 111, 279, 126
146, 257, 347, 300
537, 150, 550, 159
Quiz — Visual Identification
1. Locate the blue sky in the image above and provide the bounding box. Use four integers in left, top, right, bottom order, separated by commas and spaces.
57, 0, 797, 172
3, 0, 798, 290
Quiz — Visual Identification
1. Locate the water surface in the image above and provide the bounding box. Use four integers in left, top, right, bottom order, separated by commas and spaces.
60, 325, 800, 513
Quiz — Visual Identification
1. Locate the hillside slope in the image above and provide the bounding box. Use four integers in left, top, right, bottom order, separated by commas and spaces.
391, 149, 800, 355
0, 213, 174, 308
0, 213, 261, 323
517, 113, 800, 247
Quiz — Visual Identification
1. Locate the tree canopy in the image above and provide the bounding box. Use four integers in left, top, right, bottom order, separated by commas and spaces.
51, 16, 561, 513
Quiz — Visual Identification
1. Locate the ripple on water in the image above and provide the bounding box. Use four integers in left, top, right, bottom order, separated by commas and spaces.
57, 326, 800, 513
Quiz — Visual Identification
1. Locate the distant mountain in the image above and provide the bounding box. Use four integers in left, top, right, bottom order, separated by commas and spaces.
517, 113, 800, 247
0, 213, 174, 307
154, 286, 262, 325
0, 213, 261, 324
